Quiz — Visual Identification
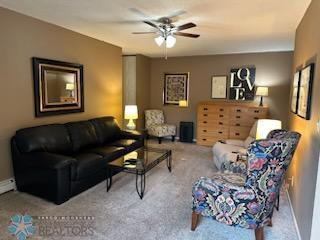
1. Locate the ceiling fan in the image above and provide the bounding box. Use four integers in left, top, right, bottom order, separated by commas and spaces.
132, 13, 200, 53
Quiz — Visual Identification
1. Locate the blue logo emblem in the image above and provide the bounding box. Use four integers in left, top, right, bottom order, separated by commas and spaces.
8, 214, 35, 240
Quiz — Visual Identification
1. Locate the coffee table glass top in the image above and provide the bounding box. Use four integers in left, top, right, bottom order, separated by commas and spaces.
107, 147, 171, 174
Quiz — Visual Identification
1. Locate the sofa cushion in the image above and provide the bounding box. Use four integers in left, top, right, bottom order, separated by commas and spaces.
87, 146, 126, 162
90, 117, 121, 144
108, 139, 142, 152
15, 124, 72, 154
66, 121, 98, 152
71, 153, 104, 180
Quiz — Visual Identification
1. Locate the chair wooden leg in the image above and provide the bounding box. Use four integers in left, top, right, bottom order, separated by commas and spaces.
255, 227, 264, 240
158, 137, 162, 144
268, 219, 272, 227
191, 211, 200, 231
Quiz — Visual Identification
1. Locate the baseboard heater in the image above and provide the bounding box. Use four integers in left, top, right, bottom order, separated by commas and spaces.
0, 178, 16, 195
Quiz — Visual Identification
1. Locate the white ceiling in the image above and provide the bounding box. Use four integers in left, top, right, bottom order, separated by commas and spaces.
0, 0, 311, 57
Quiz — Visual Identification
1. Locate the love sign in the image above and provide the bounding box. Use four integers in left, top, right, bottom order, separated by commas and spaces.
229, 67, 256, 100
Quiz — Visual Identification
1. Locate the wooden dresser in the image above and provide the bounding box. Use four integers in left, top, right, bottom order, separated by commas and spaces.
197, 101, 268, 146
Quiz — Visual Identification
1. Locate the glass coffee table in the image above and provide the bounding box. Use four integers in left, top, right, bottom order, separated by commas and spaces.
106, 147, 172, 199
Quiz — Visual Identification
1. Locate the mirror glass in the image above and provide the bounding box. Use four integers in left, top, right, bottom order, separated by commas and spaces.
44, 70, 77, 104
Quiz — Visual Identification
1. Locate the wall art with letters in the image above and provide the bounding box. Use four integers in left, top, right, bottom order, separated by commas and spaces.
229, 67, 256, 100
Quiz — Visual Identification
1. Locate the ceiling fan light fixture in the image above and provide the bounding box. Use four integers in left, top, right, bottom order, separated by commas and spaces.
166, 35, 176, 48
155, 35, 164, 46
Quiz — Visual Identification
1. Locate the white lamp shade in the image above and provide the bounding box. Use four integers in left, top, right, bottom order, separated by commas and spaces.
256, 119, 282, 140
256, 87, 269, 96
155, 36, 164, 46
124, 105, 138, 120
66, 83, 75, 90
166, 35, 176, 48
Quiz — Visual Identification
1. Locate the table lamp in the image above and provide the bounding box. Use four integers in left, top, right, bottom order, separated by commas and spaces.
256, 87, 269, 106
124, 105, 138, 130
179, 100, 188, 107
256, 119, 282, 140
66, 83, 75, 97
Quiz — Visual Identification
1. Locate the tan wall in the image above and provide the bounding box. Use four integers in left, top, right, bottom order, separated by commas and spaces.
150, 52, 293, 136
288, 0, 320, 239
0, 7, 123, 181
136, 54, 151, 130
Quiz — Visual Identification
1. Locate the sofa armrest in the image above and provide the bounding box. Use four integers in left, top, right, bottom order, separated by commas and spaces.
225, 139, 245, 147
21, 152, 76, 170
120, 130, 145, 141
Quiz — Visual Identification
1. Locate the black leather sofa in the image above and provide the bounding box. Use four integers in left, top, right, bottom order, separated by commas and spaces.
11, 116, 144, 204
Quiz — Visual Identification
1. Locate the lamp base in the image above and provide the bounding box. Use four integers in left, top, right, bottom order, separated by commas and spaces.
259, 96, 264, 107
126, 119, 136, 130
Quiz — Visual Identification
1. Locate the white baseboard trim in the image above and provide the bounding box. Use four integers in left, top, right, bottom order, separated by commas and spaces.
0, 178, 16, 195
286, 189, 302, 240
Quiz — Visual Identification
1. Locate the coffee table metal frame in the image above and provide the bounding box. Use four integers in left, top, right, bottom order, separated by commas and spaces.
106, 147, 172, 199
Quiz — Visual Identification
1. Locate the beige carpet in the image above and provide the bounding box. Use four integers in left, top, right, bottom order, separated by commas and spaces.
0, 140, 298, 240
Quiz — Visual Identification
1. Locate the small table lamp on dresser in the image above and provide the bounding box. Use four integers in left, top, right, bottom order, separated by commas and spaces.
256, 87, 269, 106
124, 105, 138, 130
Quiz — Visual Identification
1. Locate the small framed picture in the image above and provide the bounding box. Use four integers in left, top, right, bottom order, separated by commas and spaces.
211, 76, 227, 99
164, 73, 189, 105
290, 71, 300, 114
297, 63, 314, 120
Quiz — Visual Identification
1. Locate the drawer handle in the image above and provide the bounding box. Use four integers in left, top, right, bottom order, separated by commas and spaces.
218, 131, 223, 134
203, 108, 208, 111
236, 123, 240, 126
219, 109, 224, 111
202, 139, 207, 141
254, 110, 259, 113
219, 122, 223, 125
236, 116, 241, 119
235, 133, 240, 136
203, 121, 207, 123
236, 109, 241, 112
219, 115, 224, 117
254, 117, 259, 120
203, 114, 208, 117
203, 130, 207, 132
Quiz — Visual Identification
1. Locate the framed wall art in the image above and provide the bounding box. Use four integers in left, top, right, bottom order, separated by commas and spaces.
211, 76, 227, 99
33, 57, 84, 117
290, 71, 301, 114
229, 67, 256, 100
164, 73, 189, 105
297, 63, 314, 120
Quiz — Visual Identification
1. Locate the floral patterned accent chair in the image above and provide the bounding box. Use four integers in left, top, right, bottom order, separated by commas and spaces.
191, 130, 300, 240
145, 109, 176, 144
221, 129, 289, 175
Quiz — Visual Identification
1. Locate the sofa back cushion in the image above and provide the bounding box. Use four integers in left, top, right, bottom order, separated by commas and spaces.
15, 124, 72, 154
90, 117, 121, 144
66, 121, 98, 152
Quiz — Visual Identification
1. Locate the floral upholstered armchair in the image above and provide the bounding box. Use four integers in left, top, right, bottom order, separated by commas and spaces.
191, 130, 300, 240
145, 109, 176, 144
221, 129, 289, 174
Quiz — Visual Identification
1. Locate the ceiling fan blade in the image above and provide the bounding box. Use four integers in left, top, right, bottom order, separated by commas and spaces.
132, 31, 157, 34
166, 10, 187, 19
143, 20, 159, 29
176, 22, 196, 31
174, 32, 200, 38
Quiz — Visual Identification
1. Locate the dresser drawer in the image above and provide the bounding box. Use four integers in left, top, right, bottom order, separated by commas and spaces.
199, 113, 229, 121
198, 127, 229, 138
229, 126, 251, 139
199, 105, 228, 114
229, 107, 248, 115
197, 136, 225, 146
198, 120, 228, 127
